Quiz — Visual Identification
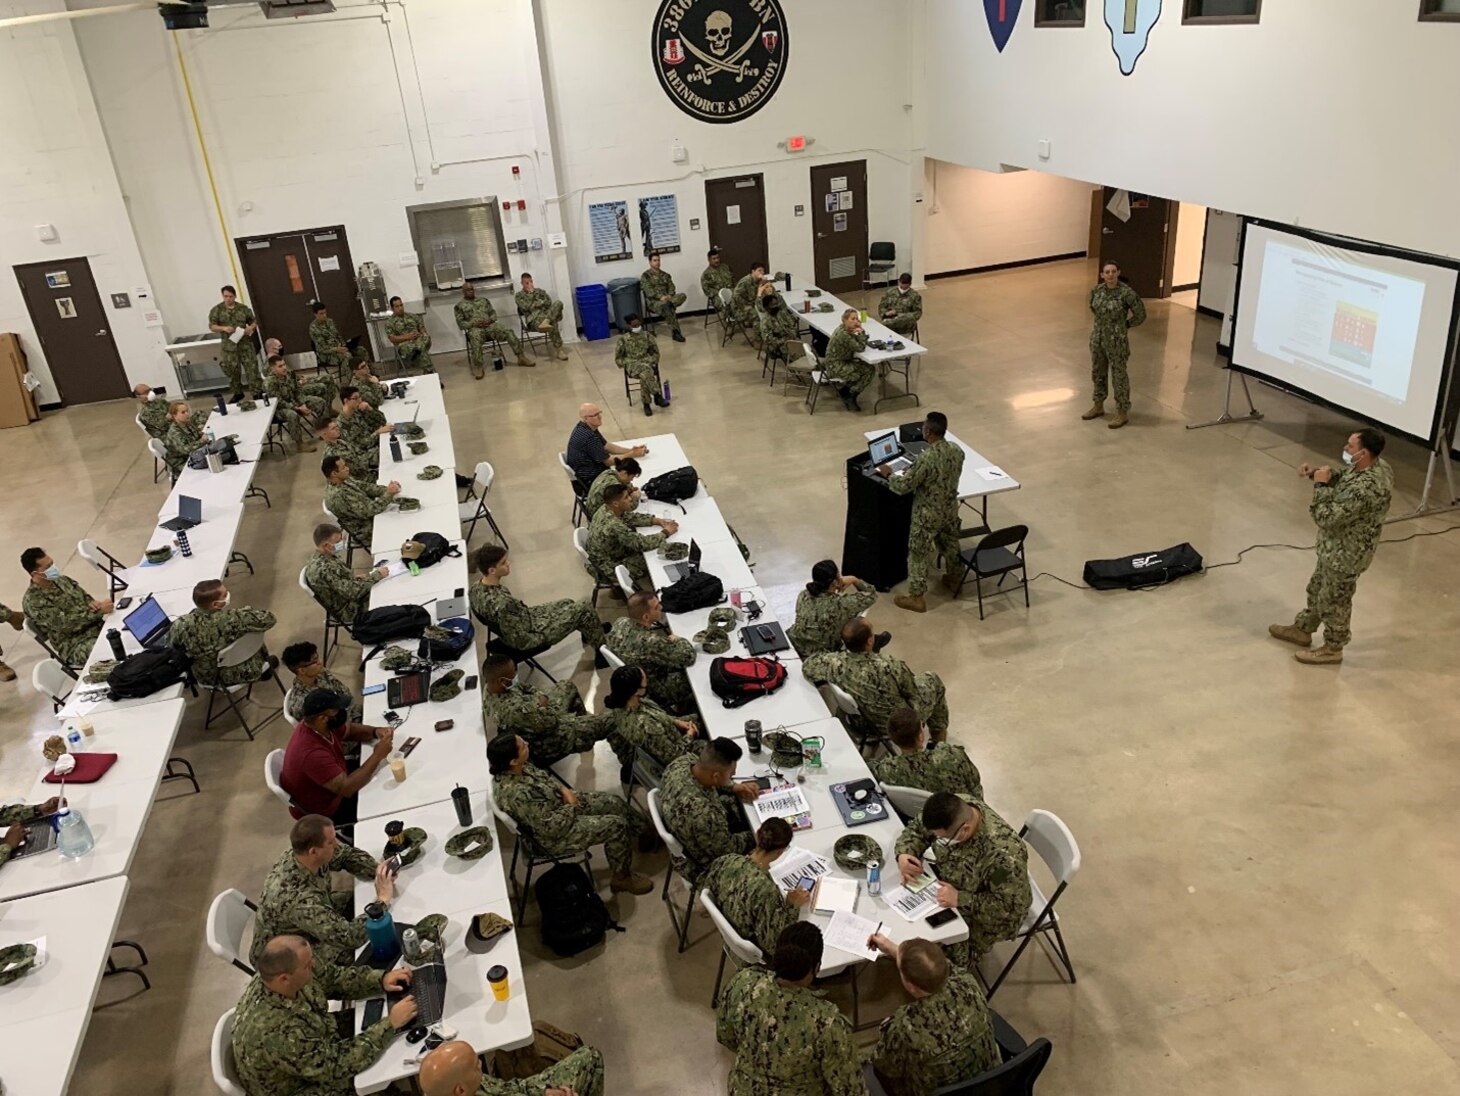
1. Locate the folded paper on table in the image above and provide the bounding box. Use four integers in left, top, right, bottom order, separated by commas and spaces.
750, 784, 812, 831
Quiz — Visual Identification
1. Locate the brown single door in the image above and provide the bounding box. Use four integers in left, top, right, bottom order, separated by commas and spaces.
13, 258, 129, 405
236, 225, 364, 355
704, 175, 769, 291
1098, 188, 1178, 299
810, 160, 869, 295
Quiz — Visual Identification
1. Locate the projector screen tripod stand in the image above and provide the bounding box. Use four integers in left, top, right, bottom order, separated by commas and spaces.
1186, 367, 1264, 431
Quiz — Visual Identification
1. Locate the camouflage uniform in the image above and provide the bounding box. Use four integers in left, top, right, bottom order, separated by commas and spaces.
605, 616, 696, 713
608, 698, 697, 771
886, 437, 965, 597
586, 505, 664, 585
338, 406, 384, 455
716, 967, 869, 1096
22, 577, 104, 668
286, 669, 358, 723
265, 367, 331, 420
640, 268, 686, 334
1, 802, 52, 871
250, 843, 379, 968
878, 287, 923, 337
231, 957, 397, 1096
761, 304, 802, 367
732, 274, 763, 342
324, 437, 376, 483
659, 753, 752, 880
470, 583, 600, 652
492, 763, 641, 875
169, 604, 277, 687
163, 416, 206, 478
324, 479, 394, 551
0, 601, 14, 673
894, 796, 1030, 965
264, 371, 326, 444
385, 311, 434, 374
482, 681, 608, 768
615, 328, 661, 410
825, 326, 873, 397
787, 579, 878, 658
209, 300, 259, 398
137, 397, 172, 439
585, 469, 654, 525
304, 550, 382, 626
1088, 282, 1146, 413
1294, 458, 1394, 648
873, 743, 983, 801
515, 287, 565, 349
868, 967, 998, 1095
352, 374, 388, 410
309, 316, 350, 375
803, 650, 949, 739
455, 296, 522, 377
482, 1047, 605, 1096
702, 853, 799, 958
701, 263, 736, 323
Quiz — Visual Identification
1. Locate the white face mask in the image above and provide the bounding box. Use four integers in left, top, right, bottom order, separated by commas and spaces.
219, 591, 231, 609
43, 564, 61, 581
146, 391, 158, 402
1341, 451, 1356, 466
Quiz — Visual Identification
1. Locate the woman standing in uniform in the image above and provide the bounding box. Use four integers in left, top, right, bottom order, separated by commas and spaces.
1082, 261, 1146, 430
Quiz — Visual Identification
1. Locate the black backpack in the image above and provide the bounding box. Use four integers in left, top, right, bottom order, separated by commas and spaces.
658, 571, 724, 613
642, 465, 699, 505
533, 862, 622, 957
418, 617, 474, 662
353, 604, 432, 644
1083, 543, 1204, 590
107, 648, 191, 700
403, 531, 460, 569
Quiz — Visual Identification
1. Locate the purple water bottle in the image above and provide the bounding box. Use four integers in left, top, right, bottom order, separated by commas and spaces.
661, 380, 671, 405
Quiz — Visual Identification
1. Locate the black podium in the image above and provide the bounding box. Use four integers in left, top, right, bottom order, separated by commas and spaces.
842, 452, 913, 589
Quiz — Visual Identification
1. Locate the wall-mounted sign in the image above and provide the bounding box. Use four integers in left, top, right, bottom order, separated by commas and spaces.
111, 292, 131, 309
45, 271, 70, 289
589, 200, 632, 263
653, 0, 789, 124
55, 297, 77, 318
638, 194, 682, 256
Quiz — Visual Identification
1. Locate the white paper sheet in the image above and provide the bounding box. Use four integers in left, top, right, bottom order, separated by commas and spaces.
228, 327, 247, 344
751, 784, 811, 828
770, 848, 831, 895
822, 911, 879, 962
813, 876, 860, 915
881, 881, 940, 922
976, 465, 1009, 481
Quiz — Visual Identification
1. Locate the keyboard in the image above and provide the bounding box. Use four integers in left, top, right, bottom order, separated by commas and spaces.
410, 963, 447, 1026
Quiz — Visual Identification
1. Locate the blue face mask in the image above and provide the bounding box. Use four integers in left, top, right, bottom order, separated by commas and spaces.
43, 564, 61, 581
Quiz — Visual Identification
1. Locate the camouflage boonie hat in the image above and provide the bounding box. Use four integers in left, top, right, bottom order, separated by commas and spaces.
236, 398, 256, 411
833, 833, 883, 872
415, 912, 448, 941
816, 302, 835, 313
0, 943, 37, 986
429, 668, 464, 703
381, 646, 415, 671
661, 541, 689, 562
445, 827, 495, 860
84, 660, 118, 684
396, 496, 422, 511
707, 608, 738, 628
694, 627, 730, 654
470, 911, 513, 943
395, 423, 424, 439
42, 735, 67, 763
406, 441, 429, 455
416, 465, 443, 481
764, 730, 804, 769
145, 546, 173, 564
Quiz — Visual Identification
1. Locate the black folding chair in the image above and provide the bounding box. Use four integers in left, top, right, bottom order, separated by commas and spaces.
953, 525, 1030, 620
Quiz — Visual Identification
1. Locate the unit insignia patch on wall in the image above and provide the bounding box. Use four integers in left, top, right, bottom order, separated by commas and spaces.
653, 0, 789, 124
984, 0, 1022, 53
1105, 0, 1161, 76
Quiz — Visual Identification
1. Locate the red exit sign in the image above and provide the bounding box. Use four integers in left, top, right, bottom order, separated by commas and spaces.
785, 135, 806, 153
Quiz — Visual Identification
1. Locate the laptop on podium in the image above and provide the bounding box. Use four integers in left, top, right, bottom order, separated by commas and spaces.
868, 431, 913, 474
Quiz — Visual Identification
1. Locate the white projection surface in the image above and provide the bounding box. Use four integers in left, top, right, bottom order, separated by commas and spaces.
1232, 223, 1459, 439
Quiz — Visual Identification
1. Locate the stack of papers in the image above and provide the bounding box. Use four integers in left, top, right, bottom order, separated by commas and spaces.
750, 784, 812, 831
821, 912, 880, 963
770, 848, 830, 896
813, 877, 860, 915
881, 868, 941, 922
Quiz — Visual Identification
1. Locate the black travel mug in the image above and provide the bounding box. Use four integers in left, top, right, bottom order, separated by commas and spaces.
745, 719, 762, 754
451, 784, 472, 826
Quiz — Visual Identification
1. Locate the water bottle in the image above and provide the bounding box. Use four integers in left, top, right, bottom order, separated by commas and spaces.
867, 860, 881, 897
65, 724, 88, 753
106, 627, 126, 661
205, 425, 216, 443
215, 394, 227, 416
55, 806, 96, 859
177, 530, 193, 558
389, 434, 402, 463
364, 902, 398, 962
661, 380, 671, 404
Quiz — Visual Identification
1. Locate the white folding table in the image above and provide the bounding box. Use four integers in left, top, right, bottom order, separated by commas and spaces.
56, 591, 198, 720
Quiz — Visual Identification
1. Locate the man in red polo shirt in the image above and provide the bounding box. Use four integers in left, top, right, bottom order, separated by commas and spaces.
280, 690, 395, 824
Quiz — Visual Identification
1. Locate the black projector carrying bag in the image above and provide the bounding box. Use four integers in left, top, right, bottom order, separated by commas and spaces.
1083, 543, 1204, 590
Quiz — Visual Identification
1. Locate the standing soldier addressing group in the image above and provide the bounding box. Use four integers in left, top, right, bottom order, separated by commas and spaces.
455, 283, 532, 378
640, 250, 687, 342
514, 272, 570, 361
1083, 260, 1146, 430
384, 296, 435, 375
877, 411, 966, 614
208, 284, 259, 403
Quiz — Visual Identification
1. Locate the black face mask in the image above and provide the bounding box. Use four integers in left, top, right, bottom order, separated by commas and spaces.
327, 710, 348, 730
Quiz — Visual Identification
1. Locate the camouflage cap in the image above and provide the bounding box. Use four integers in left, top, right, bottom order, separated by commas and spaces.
693, 627, 730, 654
470, 912, 514, 942
395, 423, 424, 439
395, 496, 422, 511
380, 646, 416, 671
429, 668, 464, 703
707, 607, 738, 628
816, 301, 835, 313
144, 546, 173, 564
833, 833, 883, 872
84, 660, 118, 684
764, 730, 804, 769
397, 826, 428, 867
661, 541, 690, 562
238, 397, 258, 411
406, 441, 429, 456
416, 465, 443, 480
42, 735, 68, 763
415, 912, 448, 940
0, 943, 37, 987
444, 826, 495, 860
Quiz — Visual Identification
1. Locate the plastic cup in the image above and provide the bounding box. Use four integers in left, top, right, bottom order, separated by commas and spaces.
487, 964, 510, 1001
389, 754, 407, 782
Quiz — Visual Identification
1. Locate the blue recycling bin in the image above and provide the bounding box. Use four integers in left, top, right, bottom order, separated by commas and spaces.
575, 284, 611, 341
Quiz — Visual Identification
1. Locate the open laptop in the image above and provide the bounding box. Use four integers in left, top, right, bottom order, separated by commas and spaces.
389, 402, 422, 431
9, 817, 58, 860
664, 539, 702, 582
123, 595, 173, 650
158, 495, 203, 532
868, 431, 913, 474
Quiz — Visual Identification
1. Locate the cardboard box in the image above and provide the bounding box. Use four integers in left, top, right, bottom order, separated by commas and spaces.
0, 333, 41, 429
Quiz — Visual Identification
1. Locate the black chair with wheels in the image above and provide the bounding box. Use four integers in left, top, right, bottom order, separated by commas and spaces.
952, 525, 1030, 620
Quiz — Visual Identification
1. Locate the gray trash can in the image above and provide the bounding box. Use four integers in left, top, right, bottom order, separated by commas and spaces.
606, 278, 643, 333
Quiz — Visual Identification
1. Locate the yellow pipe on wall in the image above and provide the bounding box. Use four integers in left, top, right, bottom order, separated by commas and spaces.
172, 33, 242, 291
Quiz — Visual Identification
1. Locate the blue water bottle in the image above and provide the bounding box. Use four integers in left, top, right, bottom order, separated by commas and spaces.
867, 860, 881, 897
215, 394, 228, 416
661, 380, 671, 405
364, 902, 398, 962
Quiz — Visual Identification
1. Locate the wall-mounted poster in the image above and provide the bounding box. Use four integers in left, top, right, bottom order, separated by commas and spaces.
653, 0, 790, 124
639, 195, 682, 257
590, 200, 633, 263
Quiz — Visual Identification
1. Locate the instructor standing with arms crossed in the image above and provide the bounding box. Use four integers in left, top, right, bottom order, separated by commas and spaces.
1082, 261, 1145, 430
878, 411, 964, 614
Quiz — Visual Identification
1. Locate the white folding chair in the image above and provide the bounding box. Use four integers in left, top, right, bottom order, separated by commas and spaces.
988, 809, 1081, 996
264, 749, 290, 807
600, 645, 625, 671
205, 889, 259, 975
826, 681, 887, 755
321, 502, 362, 567
649, 789, 697, 952
700, 891, 765, 1006
559, 452, 588, 527
716, 287, 742, 346
22, 618, 66, 668
32, 659, 75, 711
880, 783, 932, 821
201, 632, 285, 740
493, 801, 592, 922
210, 1009, 247, 1096
298, 567, 344, 665
462, 461, 507, 546
806, 357, 845, 416
77, 538, 130, 598
613, 564, 637, 598
135, 413, 166, 483
574, 528, 616, 606
148, 438, 174, 485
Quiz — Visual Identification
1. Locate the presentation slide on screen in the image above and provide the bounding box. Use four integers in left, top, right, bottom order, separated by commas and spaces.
1233, 224, 1459, 439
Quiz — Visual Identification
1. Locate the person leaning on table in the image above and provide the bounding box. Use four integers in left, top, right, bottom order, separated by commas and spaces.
701, 817, 811, 958
586, 484, 671, 590
657, 738, 760, 882
565, 402, 648, 485
322, 454, 401, 553
878, 273, 923, 337
825, 308, 873, 412
279, 689, 396, 825
231, 933, 416, 1096
420, 1036, 606, 1096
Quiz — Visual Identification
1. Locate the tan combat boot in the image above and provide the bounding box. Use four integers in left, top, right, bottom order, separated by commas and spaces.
297, 438, 317, 453
516, 351, 536, 368
610, 871, 654, 895
1108, 410, 1128, 429
1295, 644, 1343, 665
1081, 402, 1105, 420
556, 347, 570, 361
0, 661, 15, 683
894, 594, 927, 613
538, 320, 553, 333
1267, 623, 1312, 647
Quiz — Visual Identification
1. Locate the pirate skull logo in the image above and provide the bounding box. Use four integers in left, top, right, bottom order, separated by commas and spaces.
705, 10, 732, 55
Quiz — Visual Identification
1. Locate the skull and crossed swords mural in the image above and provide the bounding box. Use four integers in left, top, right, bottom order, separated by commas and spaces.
653, 0, 790, 123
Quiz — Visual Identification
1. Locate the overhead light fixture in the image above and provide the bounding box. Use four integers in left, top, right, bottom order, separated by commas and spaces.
159, 2, 209, 29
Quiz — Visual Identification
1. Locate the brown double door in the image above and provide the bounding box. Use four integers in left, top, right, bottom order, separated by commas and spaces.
1097, 189, 1178, 300
13, 258, 129, 405
704, 175, 770, 292
810, 161, 869, 295
235, 226, 365, 355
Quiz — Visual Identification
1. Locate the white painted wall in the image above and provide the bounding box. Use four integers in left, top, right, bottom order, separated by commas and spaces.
538, 0, 915, 303
1172, 201, 1207, 289
925, 0, 1460, 259
0, 0, 171, 402
922, 162, 1093, 276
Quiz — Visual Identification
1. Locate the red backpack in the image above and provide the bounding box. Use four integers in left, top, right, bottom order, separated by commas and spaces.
708, 656, 787, 708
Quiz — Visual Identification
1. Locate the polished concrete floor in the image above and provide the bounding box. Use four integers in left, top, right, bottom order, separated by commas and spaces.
2, 259, 1458, 1095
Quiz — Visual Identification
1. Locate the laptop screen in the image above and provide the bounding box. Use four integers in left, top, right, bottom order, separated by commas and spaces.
123, 596, 169, 642
178, 495, 202, 523
688, 539, 702, 565
868, 432, 899, 464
